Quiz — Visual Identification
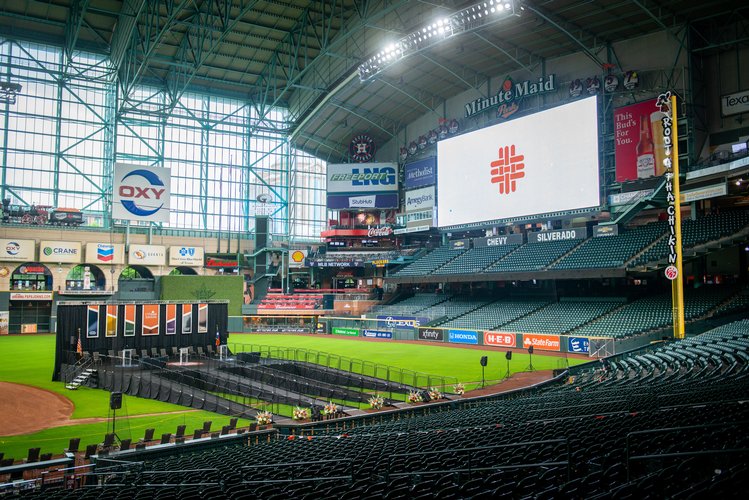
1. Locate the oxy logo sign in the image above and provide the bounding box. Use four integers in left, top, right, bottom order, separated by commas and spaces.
490, 145, 525, 195
6, 241, 20, 255
113, 164, 171, 222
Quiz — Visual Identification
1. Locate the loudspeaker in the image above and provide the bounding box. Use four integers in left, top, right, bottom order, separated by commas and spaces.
480, 356, 488, 367
528, 345, 534, 354
109, 392, 123, 410
505, 351, 512, 361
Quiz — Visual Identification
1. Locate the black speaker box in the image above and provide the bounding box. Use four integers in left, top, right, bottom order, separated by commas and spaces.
109, 392, 123, 410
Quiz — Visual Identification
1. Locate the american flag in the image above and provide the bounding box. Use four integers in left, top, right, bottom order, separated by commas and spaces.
76, 332, 83, 355
215, 329, 221, 347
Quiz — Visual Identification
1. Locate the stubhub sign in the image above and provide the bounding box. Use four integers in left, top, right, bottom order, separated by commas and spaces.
327, 163, 398, 194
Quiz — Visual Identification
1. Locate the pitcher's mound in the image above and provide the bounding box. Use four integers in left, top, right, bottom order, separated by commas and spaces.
0, 382, 74, 436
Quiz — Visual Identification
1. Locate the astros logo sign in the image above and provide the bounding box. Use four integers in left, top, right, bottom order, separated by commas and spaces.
119, 169, 166, 217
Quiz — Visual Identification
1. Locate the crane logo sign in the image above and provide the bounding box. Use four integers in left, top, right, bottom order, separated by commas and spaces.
113, 164, 171, 223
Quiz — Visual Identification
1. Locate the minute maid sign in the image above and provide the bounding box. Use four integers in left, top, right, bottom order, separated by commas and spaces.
465, 75, 556, 118
112, 163, 171, 223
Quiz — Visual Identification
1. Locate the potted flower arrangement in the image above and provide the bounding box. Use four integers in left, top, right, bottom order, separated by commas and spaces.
368, 394, 385, 410
428, 387, 443, 400
453, 382, 465, 395
256, 410, 273, 426
322, 401, 338, 417
292, 407, 310, 421
407, 390, 422, 404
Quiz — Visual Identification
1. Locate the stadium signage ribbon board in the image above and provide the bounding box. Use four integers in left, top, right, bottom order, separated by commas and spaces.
10, 292, 53, 301
439, 97, 600, 228
473, 234, 524, 247
326, 193, 399, 209
418, 327, 444, 342
362, 329, 393, 339
483, 331, 516, 347
529, 228, 587, 243
609, 189, 654, 206
112, 163, 171, 223
405, 186, 435, 212
332, 327, 359, 336
522, 333, 561, 352
85, 243, 125, 264
404, 157, 437, 189
0, 239, 35, 262
128, 244, 166, 266
39, 241, 81, 263
681, 184, 726, 203
567, 336, 590, 353
448, 329, 479, 345
168, 246, 204, 266
450, 239, 470, 250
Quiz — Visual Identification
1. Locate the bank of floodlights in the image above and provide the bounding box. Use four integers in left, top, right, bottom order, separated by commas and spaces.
358, 0, 520, 82
0, 81, 22, 105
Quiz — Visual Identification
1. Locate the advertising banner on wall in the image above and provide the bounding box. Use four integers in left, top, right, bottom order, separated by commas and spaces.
87, 305, 99, 338
182, 304, 193, 334
168, 246, 204, 267
128, 244, 166, 266
326, 193, 399, 209
418, 327, 444, 342
448, 329, 478, 344
438, 97, 600, 228
288, 249, 308, 268
483, 331, 516, 347
0, 239, 35, 262
404, 157, 437, 189
198, 303, 208, 333
332, 327, 359, 336
112, 163, 171, 223
681, 183, 727, 203
142, 304, 160, 335
124, 304, 135, 336
614, 98, 669, 182
326, 163, 398, 194
10, 292, 53, 301
473, 234, 524, 248
39, 241, 82, 264
567, 336, 590, 353
377, 315, 429, 329
522, 333, 561, 351
593, 225, 619, 237
721, 88, 749, 117
85, 243, 125, 265
166, 304, 177, 335
0, 311, 8, 335
528, 227, 587, 243
450, 238, 470, 250
362, 329, 392, 339
405, 186, 435, 212
105, 305, 118, 337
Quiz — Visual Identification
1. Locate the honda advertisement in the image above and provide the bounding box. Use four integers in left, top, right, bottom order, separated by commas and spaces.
112, 163, 171, 223
437, 97, 600, 228
449, 329, 478, 345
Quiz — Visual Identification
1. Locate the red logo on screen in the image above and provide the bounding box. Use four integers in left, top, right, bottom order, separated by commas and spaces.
490, 145, 525, 194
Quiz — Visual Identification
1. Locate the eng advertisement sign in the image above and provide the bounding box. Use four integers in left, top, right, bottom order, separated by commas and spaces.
0, 239, 35, 262
128, 244, 166, 266
614, 98, 668, 182
39, 241, 81, 263
112, 163, 171, 223
405, 186, 435, 212
437, 97, 600, 228
483, 331, 516, 347
85, 243, 125, 265
326, 163, 398, 194
522, 333, 561, 352
448, 329, 478, 344
404, 157, 436, 189
169, 246, 204, 266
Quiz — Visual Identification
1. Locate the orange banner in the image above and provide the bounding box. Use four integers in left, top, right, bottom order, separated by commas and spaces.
522, 333, 561, 352
165, 304, 177, 335
142, 304, 160, 336
182, 304, 192, 334
105, 305, 118, 337
124, 304, 135, 336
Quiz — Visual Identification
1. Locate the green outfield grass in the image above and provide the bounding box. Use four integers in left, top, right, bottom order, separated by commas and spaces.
229, 333, 588, 387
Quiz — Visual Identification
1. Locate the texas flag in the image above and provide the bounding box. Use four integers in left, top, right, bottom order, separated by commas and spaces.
215, 329, 221, 347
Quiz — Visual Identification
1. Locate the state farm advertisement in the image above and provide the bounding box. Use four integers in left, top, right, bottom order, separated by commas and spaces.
522, 333, 561, 352
483, 331, 516, 347
437, 97, 600, 228
614, 98, 668, 182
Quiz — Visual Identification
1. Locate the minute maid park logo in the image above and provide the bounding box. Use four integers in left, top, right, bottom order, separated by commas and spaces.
43, 246, 77, 256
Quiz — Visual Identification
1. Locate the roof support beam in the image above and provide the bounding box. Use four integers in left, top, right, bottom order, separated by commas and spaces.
64, 0, 91, 63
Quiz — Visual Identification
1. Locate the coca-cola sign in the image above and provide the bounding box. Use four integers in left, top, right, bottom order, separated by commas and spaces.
367, 226, 393, 237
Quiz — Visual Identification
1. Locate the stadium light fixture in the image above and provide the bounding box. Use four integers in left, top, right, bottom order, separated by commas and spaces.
0, 81, 22, 104
358, 0, 520, 81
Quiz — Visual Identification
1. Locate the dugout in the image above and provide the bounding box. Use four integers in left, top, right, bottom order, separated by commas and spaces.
53, 300, 228, 381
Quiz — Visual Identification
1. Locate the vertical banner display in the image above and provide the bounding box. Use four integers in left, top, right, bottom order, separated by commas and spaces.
105, 305, 118, 338
87, 305, 99, 338
198, 303, 208, 333
124, 304, 136, 336
142, 304, 160, 336
0, 311, 8, 335
614, 98, 665, 182
165, 304, 177, 335
656, 92, 685, 338
182, 304, 193, 334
